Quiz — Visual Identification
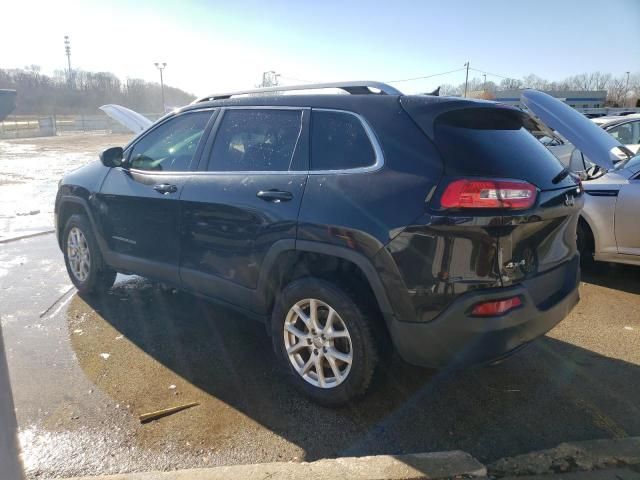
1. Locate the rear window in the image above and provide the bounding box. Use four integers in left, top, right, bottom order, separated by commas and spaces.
311, 110, 376, 171
433, 108, 571, 190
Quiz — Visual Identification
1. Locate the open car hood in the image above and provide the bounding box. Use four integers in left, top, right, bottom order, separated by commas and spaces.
99, 104, 153, 134
521, 90, 624, 170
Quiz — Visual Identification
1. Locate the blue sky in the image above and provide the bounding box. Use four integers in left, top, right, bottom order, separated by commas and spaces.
3, 0, 639, 96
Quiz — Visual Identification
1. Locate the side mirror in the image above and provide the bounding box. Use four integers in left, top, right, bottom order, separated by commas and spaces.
99, 147, 124, 168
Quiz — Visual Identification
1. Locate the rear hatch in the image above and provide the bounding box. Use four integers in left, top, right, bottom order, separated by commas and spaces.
401, 97, 583, 295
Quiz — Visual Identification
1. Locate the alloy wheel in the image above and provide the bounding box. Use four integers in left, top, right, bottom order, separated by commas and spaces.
67, 227, 91, 282
283, 298, 353, 388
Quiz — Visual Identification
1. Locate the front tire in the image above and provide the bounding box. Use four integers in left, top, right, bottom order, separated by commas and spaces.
63, 214, 116, 294
271, 278, 378, 406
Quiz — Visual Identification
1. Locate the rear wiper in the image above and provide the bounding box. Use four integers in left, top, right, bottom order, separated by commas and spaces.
552, 167, 570, 184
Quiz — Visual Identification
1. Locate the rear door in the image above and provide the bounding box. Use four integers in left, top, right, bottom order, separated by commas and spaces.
179, 107, 309, 312
97, 110, 214, 283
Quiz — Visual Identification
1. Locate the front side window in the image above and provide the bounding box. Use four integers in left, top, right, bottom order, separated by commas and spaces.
310, 110, 376, 171
208, 109, 302, 172
129, 111, 212, 171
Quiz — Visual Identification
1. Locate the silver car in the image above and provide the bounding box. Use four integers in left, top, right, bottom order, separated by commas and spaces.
577, 155, 640, 266
523, 91, 640, 267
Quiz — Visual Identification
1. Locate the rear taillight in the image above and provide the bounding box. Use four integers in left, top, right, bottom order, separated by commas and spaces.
471, 296, 522, 317
440, 179, 537, 210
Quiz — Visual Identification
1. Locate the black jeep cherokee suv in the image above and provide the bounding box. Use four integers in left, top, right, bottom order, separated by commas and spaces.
55, 81, 582, 405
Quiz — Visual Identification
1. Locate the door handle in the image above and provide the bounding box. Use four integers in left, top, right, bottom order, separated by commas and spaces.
154, 183, 178, 194
256, 189, 293, 202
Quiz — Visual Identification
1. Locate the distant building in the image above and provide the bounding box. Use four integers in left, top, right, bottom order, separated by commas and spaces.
493, 89, 607, 109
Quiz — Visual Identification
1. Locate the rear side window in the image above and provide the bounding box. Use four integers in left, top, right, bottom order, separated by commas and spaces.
433, 108, 571, 190
311, 110, 376, 171
208, 109, 302, 172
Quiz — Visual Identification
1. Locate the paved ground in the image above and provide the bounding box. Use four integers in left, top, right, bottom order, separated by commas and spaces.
1, 233, 639, 479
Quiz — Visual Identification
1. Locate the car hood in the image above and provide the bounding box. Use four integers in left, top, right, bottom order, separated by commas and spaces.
99, 104, 153, 133
521, 90, 624, 170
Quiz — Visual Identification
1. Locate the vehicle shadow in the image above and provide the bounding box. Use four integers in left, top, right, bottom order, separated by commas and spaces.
581, 261, 640, 295
68, 276, 640, 465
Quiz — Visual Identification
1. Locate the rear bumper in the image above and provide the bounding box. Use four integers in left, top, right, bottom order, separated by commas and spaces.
387, 255, 580, 368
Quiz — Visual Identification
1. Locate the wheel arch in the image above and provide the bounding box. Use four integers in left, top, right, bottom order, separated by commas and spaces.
56, 196, 107, 253
258, 240, 394, 326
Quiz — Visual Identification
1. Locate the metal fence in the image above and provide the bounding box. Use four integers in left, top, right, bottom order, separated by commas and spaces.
0, 113, 161, 139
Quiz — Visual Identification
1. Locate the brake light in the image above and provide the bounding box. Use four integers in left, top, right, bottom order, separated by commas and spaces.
471, 296, 522, 317
440, 179, 537, 210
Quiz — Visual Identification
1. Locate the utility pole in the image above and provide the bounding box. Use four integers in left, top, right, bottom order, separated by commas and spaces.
463, 62, 469, 98
625, 71, 630, 107
154, 62, 167, 112
64, 36, 72, 82
483, 74, 487, 93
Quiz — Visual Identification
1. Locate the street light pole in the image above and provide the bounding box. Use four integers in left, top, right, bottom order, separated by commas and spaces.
154, 62, 167, 112
625, 71, 630, 107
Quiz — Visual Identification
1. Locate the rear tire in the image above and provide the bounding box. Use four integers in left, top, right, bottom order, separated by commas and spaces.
63, 214, 116, 294
577, 220, 595, 269
271, 277, 378, 406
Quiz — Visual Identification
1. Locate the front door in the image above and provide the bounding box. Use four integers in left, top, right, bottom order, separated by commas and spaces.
97, 109, 214, 283
615, 172, 640, 256
180, 108, 309, 313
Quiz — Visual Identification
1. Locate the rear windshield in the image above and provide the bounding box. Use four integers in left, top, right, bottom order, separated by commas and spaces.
433, 108, 573, 190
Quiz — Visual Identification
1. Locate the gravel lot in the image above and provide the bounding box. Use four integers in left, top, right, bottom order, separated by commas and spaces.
0, 134, 638, 478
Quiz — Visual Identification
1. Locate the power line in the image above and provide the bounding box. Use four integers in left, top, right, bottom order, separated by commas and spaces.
469, 67, 511, 80
386, 67, 467, 84
273, 66, 515, 89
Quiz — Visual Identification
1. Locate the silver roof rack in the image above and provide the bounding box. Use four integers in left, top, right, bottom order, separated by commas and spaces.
193, 81, 402, 103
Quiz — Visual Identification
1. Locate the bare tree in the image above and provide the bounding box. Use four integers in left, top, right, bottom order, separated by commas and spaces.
522, 74, 550, 90
500, 78, 523, 90
0, 66, 195, 115
439, 83, 461, 96
607, 77, 628, 106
